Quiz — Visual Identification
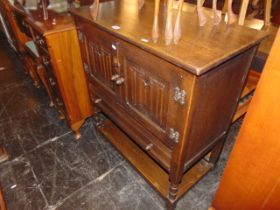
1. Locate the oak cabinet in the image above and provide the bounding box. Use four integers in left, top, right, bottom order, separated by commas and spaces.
71, 1, 267, 209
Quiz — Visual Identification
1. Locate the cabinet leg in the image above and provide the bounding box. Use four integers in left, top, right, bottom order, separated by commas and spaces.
166, 183, 178, 210
166, 199, 177, 210
58, 111, 65, 120
209, 139, 225, 166
71, 120, 85, 140
168, 183, 179, 201
49, 101, 54, 107
74, 131, 81, 140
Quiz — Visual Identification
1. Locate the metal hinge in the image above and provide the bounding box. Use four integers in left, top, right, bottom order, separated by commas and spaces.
78, 31, 84, 43
174, 87, 186, 105
169, 128, 180, 143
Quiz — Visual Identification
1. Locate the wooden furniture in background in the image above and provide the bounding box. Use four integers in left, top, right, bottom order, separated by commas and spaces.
272, 0, 280, 25
0, 185, 7, 210
212, 28, 280, 210
0, 5, 16, 50
0, 147, 8, 210
71, 0, 267, 209
238, 0, 272, 27
24, 9, 93, 138
0, 0, 29, 54
2, 0, 93, 138
0, 0, 41, 86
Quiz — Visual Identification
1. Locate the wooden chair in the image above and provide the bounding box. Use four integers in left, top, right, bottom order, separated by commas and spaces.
238, 0, 272, 27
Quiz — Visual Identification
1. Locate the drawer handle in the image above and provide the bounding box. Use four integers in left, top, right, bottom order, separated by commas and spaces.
145, 143, 154, 151
115, 77, 125, 85
111, 74, 120, 81
94, 98, 102, 104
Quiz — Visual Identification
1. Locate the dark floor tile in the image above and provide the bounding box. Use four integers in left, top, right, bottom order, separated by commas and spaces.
0, 69, 26, 91
176, 120, 242, 210
26, 123, 123, 205
0, 157, 47, 210
0, 118, 25, 158
0, 106, 70, 159
56, 163, 164, 210
0, 35, 244, 210
0, 84, 42, 117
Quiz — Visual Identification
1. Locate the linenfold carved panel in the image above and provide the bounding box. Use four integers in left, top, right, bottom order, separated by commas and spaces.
88, 42, 114, 88
124, 59, 169, 130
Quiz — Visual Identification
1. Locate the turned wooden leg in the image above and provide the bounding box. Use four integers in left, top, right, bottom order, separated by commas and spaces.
209, 138, 226, 166
166, 199, 177, 210
174, 0, 184, 44
263, 0, 272, 28
238, 0, 249, 25
166, 182, 179, 210
222, 0, 228, 14
152, 0, 160, 43
165, 0, 173, 45
227, 0, 237, 24
197, 0, 207, 26
89, 0, 100, 20
212, 0, 221, 25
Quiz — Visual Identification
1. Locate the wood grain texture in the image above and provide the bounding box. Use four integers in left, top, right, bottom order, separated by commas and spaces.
152, 0, 160, 43
70, 0, 268, 75
14, 4, 94, 138
45, 28, 93, 137
165, 0, 173, 45
72, 1, 266, 208
212, 28, 280, 210
89, 0, 100, 20
0, 184, 7, 210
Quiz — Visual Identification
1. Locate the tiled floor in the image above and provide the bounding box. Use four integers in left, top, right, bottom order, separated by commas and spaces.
0, 34, 242, 210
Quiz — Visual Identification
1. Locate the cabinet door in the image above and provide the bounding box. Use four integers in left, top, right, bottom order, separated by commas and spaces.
119, 43, 191, 148
77, 23, 121, 99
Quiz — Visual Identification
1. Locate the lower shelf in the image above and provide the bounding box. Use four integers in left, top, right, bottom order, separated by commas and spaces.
233, 70, 261, 123
98, 119, 213, 202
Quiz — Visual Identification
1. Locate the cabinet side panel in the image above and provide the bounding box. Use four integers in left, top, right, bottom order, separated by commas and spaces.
184, 46, 257, 168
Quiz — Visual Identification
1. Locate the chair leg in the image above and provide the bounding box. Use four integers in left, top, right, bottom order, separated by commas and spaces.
238, 0, 250, 25
222, 0, 229, 14
264, 0, 272, 28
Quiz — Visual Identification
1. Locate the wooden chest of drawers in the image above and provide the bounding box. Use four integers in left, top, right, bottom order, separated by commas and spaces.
71, 0, 267, 209
24, 11, 93, 138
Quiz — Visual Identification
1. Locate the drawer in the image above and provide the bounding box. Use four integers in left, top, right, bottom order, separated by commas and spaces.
41, 55, 66, 115
88, 81, 172, 170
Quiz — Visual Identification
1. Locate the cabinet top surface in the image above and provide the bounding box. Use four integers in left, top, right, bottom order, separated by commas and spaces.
70, 0, 268, 75
12, 1, 75, 36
